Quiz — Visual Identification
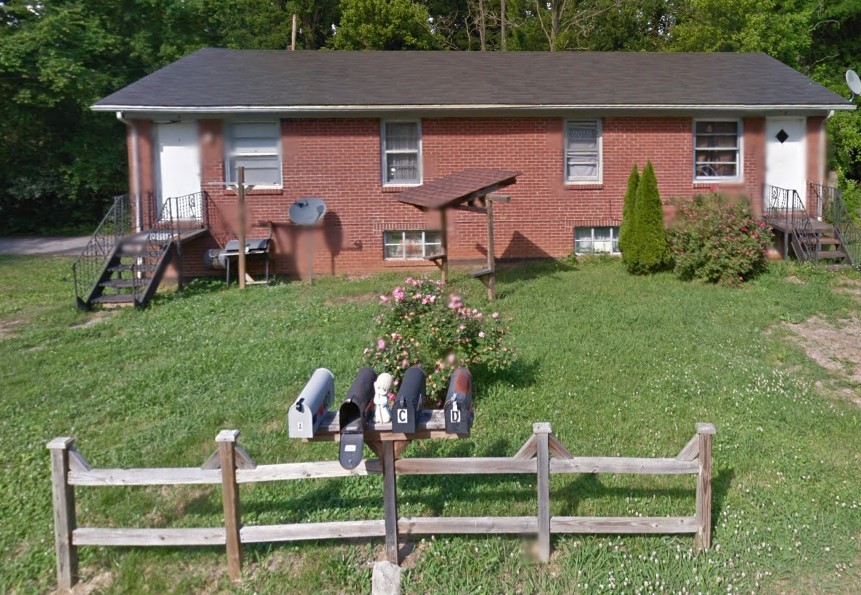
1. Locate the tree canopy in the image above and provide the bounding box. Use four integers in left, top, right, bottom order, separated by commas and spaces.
0, 0, 859, 233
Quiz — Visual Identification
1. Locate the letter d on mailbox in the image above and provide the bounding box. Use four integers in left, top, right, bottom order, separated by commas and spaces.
444, 367, 473, 435
338, 367, 377, 469
392, 366, 426, 434
288, 368, 335, 439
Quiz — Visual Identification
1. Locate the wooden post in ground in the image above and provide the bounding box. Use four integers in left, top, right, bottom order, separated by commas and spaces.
47, 437, 78, 592
694, 423, 716, 551
439, 209, 449, 284
534, 422, 551, 562
237, 168, 247, 290
217, 430, 243, 579
381, 441, 399, 564
485, 199, 495, 300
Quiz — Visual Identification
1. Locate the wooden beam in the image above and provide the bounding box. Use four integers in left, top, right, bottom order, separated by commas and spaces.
547, 434, 574, 460
400, 516, 537, 535
237, 460, 379, 483
47, 437, 78, 592
241, 520, 386, 543
551, 516, 698, 534
535, 423, 551, 562
392, 457, 536, 475
69, 467, 221, 486
486, 198, 496, 300
440, 209, 448, 284
487, 194, 511, 203
217, 430, 243, 580
675, 435, 700, 461
74, 527, 225, 546
513, 435, 538, 460
451, 204, 487, 214
550, 457, 699, 475
694, 423, 716, 551
382, 441, 399, 564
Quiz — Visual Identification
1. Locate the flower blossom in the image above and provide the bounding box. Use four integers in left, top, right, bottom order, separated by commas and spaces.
377, 339, 386, 350
392, 286, 405, 301
379, 295, 389, 303
492, 312, 499, 319
478, 331, 485, 338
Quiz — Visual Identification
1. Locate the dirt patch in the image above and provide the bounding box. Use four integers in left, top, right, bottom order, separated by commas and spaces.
0, 318, 24, 339
70, 312, 117, 330
68, 570, 113, 594
783, 315, 861, 387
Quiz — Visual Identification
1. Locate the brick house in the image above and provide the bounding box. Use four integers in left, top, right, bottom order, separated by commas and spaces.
92, 50, 852, 279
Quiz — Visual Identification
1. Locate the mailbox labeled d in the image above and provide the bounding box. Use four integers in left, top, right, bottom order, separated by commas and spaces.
444, 367, 473, 435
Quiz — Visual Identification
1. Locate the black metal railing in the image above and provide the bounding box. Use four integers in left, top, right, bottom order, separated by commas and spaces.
71, 194, 132, 307
810, 182, 859, 266
764, 184, 817, 264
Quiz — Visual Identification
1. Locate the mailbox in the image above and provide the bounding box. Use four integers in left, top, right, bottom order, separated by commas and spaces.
338, 367, 377, 469
288, 368, 335, 439
392, 366, 426, 434
444, 367, 473, 435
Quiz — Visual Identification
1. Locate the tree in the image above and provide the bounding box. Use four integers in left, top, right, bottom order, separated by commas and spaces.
328, 0, 436, 50
618, 164, 639, 254
624, 161, 669, 274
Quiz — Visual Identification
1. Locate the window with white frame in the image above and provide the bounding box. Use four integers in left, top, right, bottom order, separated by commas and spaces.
225, 121, 282, 186
382, 121, 421, 185
574, 226, 619, 254
565, 120, 602, 183
383, 230, 442, 260
694, 120, 741, 179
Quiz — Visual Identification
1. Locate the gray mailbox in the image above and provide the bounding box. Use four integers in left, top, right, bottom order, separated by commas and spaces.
392, 366, 426, 434
288, 368, 335, 439
444, 367, 473, 435
338, 367, 377, 469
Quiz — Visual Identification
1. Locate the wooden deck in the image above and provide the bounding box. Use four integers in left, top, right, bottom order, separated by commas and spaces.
765, 215, 831, 234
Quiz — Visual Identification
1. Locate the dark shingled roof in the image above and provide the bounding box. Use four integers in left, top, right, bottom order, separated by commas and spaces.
93, 49, 852, 111
395, 168, 520, 210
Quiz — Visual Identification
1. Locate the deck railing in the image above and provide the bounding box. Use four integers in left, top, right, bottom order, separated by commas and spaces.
71, 195, 132, 308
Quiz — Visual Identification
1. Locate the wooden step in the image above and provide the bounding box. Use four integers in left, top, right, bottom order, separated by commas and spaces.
801, 237, 841, 245
109, 263, 158, 273
815, 250, 847, 260
100, 279, 144, 289
469, 268, 493, 278
90, 294, 137, 307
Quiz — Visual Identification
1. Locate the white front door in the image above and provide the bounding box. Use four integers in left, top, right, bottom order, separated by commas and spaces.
155, 122, 201, 220
765, 117, 806, 208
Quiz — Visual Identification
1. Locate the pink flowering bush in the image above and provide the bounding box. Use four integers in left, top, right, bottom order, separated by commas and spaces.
668, 193, 772, 286
362, 276, 514, 405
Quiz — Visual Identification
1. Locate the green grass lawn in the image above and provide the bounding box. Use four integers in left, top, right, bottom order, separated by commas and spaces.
1, 255, 860, 593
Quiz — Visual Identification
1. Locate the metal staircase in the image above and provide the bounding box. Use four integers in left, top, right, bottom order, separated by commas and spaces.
72, 192, 208, 309
764, 184, 855, 266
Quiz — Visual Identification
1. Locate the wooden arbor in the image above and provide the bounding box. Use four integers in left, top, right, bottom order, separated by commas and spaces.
394, 168, 520, 299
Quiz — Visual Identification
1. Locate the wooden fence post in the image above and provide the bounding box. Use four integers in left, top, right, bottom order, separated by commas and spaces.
694, 423, 716, 552
534, 422, 551, 562
381, 441, 399, 564
217, 430, 243, 579
47, 437, 78, 592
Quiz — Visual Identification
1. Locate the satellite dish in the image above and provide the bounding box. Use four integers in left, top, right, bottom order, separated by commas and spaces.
289, 197, 327, 226
846, 69, 861, 101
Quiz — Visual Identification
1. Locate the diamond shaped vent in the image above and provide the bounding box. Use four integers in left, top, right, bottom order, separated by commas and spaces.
775, 129, 789, 144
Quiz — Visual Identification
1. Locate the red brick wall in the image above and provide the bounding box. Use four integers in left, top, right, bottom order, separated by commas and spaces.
145, 115, 773, 278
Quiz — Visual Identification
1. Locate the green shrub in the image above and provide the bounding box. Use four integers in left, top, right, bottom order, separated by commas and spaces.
624, 161, 670, 274
668, 192, 772, 286
618, 164, 639, 254
361, 277, 514, 405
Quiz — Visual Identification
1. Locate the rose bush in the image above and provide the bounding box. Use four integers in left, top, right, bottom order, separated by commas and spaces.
361, 276, 514, 405
668, 192, 772, 286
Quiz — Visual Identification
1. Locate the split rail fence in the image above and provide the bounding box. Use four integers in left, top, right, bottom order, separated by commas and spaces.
48, 421, 715, 591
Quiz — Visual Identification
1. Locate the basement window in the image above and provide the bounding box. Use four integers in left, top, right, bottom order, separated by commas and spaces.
382, 121, 422, 186
225, 121, 282, 187
574, 226, 619, 255
565, 120, 602, 183
694, 120, 742, 180
383, 230, 441, 260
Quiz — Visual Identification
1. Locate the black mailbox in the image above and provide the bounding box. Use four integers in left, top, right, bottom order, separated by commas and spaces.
391, 366, 426, 434
444, 367, 473, 434
338, 367, 377, 469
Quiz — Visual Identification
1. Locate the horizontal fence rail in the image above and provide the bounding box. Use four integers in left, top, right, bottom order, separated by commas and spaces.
48, 421, 715, 591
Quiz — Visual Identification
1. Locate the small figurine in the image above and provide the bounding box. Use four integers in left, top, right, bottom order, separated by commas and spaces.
373, 372, 394, 424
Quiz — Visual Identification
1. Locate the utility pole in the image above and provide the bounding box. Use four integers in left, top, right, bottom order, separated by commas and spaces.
291, 14, 297, 51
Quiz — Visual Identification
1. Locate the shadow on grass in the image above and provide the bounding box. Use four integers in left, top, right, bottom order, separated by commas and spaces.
493, 259, 577, 300
475, 357, 541, 392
